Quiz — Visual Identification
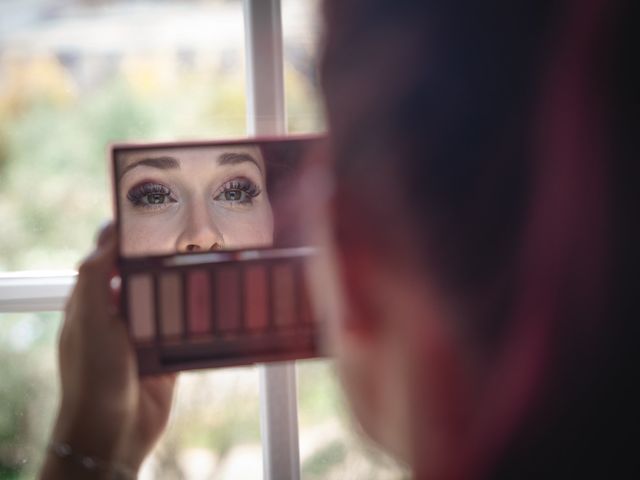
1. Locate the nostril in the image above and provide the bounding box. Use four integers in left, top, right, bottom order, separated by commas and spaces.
186, 244, 200, 252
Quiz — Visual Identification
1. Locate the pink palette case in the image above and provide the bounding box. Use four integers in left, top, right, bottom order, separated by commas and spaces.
111, 135, 325, 374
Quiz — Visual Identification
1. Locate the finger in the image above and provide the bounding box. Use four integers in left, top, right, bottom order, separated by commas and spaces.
71, 232, 119, 324
141, 373, 178, 396
79, 226, 118, 278
97, 223, 123, 316
140, 373, 178, 418
96, 220, 116, 248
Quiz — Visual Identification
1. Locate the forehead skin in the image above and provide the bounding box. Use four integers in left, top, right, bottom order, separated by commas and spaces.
116, 144, 266, 179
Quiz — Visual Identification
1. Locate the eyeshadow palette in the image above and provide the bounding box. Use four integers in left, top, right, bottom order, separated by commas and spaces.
120, 247, 319, 374
111, 135, 325, 374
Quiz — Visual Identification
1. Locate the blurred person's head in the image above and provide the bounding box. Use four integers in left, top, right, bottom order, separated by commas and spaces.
315, 0, 638, 477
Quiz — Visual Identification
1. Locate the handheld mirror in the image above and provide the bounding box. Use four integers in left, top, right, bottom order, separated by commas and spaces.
111, 135, 324, 374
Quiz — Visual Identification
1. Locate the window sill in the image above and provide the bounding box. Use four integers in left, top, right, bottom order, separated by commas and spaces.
0, 271, 76, 312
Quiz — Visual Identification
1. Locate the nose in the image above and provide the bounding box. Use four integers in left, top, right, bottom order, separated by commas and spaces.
176, 202, 223, 252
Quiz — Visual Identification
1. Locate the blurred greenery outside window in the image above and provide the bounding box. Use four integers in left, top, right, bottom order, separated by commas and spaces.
0, 1, 406, 479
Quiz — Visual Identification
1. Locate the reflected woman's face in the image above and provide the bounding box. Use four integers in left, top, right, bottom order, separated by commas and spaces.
118, 145, 274, 256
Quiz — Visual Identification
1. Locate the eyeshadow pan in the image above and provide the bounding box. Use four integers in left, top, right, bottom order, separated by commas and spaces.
272, 263, 295, 327
244, 264, 268, 332
216, 266, 241, 333
296, 264, 313, 325
160, 272, 183, 338
128, 274, 154, 341
187, 270, 211, 335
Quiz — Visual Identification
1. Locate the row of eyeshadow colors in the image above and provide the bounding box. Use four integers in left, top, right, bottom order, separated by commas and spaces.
120, 249, 320, 374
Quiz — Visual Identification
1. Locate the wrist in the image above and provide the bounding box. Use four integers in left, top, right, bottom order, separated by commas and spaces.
41, 442, 137, 480
51, 402, 138, 468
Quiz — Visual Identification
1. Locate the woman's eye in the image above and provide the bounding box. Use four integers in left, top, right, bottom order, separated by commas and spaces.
221, 190, 247, 202
146, 193, 169, 204
127, 183, 176, 208
214, 178, 261, 205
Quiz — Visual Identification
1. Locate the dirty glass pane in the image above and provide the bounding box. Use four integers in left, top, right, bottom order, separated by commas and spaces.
0, 312, 60, 479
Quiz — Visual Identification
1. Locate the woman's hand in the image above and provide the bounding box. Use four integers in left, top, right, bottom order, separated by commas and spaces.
40, 223, 176, 478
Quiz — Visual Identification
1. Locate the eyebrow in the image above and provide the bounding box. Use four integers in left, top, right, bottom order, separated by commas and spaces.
118, 156, 180, 180
118, 151, 262, 180
218, 152, 263, 174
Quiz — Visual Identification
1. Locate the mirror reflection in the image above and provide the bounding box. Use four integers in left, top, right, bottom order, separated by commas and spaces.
114, 138, 315, 257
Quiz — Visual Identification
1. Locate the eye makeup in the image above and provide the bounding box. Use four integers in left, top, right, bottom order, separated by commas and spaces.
124, 176, 261, 211
120, 247, 321, 374
127, 182, 177, 207
213, 177, 261, 205
128, 275, 155, 341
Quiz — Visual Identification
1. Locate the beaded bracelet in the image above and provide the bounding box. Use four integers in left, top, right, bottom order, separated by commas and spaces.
48, 442, 136, 480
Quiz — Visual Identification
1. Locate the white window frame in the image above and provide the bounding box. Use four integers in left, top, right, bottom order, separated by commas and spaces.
244, 0, 301, 479
0, 1, 302, 478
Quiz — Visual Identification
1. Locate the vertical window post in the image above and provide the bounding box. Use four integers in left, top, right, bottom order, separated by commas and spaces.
243, 1, 301, 480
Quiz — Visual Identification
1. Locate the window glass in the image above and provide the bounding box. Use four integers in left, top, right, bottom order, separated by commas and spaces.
297, 360, 409, 479
141, 368, 262, 480
0, 312, 60, 479
282, 0, 325, 133
0, 0, 247, 271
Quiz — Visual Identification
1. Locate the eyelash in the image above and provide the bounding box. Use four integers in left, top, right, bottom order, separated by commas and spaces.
127, 183, 176, 208
214, 178, 261, 205
126, 178, 261, 209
